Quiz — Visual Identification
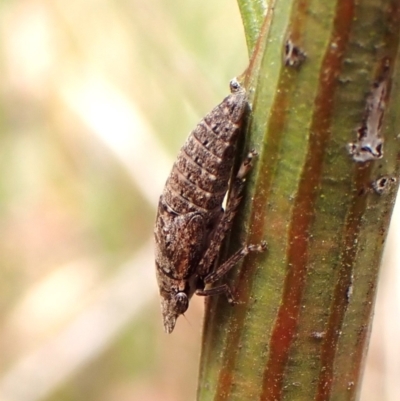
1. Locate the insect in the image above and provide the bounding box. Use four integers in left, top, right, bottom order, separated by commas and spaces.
154, 79, 266, 333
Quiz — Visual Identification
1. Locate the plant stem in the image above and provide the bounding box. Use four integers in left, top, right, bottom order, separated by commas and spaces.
197, 1, 400, 400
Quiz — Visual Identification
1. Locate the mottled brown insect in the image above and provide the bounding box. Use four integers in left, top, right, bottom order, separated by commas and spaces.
154, 79, 266, 333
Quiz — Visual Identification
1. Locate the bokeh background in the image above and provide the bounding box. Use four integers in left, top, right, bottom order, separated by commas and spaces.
0, 1, 398, 401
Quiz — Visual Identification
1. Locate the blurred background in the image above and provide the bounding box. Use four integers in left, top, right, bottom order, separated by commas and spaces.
0, 1, 398, 401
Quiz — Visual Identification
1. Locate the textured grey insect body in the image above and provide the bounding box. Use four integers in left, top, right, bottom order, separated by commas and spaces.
154, 80, 265, 333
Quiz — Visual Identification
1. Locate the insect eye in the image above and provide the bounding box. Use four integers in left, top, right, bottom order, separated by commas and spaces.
175, 292, 189, 314
229, 78, 241, 93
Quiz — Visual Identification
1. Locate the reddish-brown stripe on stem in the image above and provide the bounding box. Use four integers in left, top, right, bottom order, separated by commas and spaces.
260, 1, 355, 400
197, 15, 281, 392
213, 2, 311, 400
245, 0, 276, 88
213, 64, 292, 401
315, 164, 371, 401
317, 3, 400, 399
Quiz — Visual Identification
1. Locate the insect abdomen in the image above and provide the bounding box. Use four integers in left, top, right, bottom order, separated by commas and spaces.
162, 89, 247, 214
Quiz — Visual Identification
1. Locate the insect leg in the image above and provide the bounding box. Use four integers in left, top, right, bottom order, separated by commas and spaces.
196, 150, 257, 277
196, 284, 235, 303
203, 242, 266, 285
196, 242, 266, 302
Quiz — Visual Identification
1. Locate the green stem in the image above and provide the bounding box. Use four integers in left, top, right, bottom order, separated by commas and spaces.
198, 1, 400, 400
237, 0, 268, 56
